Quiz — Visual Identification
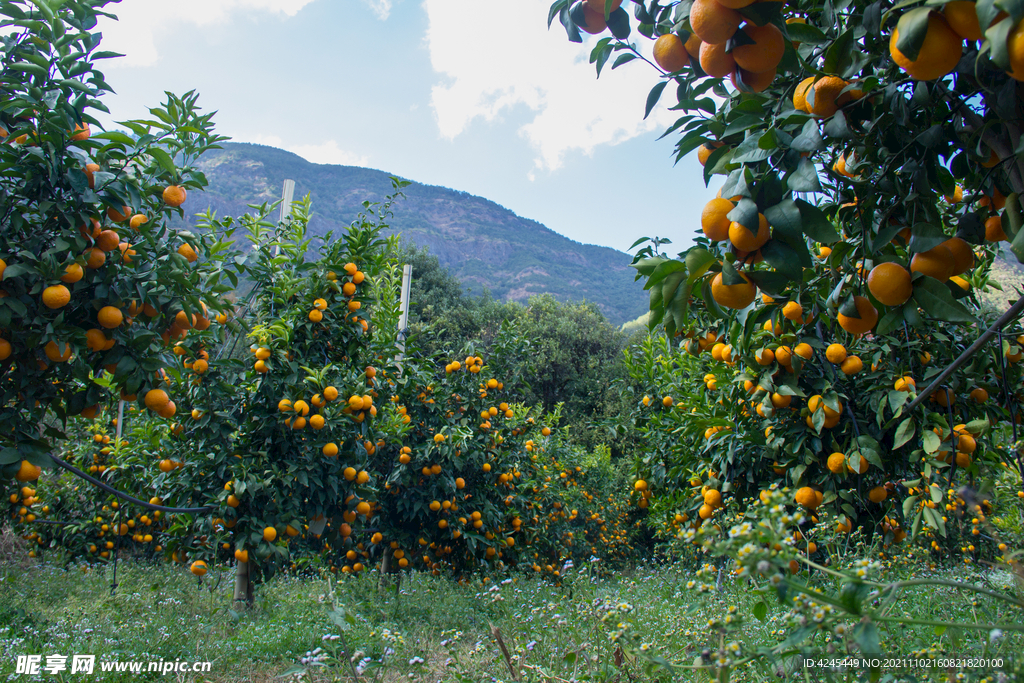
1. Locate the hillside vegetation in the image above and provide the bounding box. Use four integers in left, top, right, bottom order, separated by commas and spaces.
184, 143, 648, 324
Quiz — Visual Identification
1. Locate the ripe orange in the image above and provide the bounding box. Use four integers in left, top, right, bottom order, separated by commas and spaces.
309, 309, 323, 322
263, 526, 277, 542
811, 76, 849, 118
60, 263, 84, 284
697, 141, 722, 166
795, 487, 821, 509
825, 343, 847, 364
731, 23, 785, 73
129, 214, 149, 230
689, 0, 741, 45
85, 247, 106, 269
942, 237, 974, 274
42, 284, 71, 309
70, 123, 90, 141
840, 355, 863, 375
701, 198, 734, 241
969, 387, 988, 403
144, 388, 170, 411
699, 41, 735, 77
98, 306, 123, 329
782, 301, 802, 321
793, 76, 814, 112
710, 270, 756, 309
579, 6, 607, 34
190, 560, 207, 576
96, 230, 119, 252
985, 215, 1007, 242
323, 442, 339, 457
1010, 18, 1024, 80
867, 262, 913, 306
728, 213, 769, 252
910, 244, 955, 281
889, 13, 963, 81
653, 34, 690, 72
837, 296, 878, 335
0, 338, 10, 361
177, 244, 198, 263
44, 341, 72, 362
868, 486, 887, 503
731, 67, 775, 93
944, 1, 982, 40
107, 205, 131, 222
163, 185, 187, 207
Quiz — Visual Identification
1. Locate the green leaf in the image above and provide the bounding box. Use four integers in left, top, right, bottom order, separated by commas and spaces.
922, 429, 940, 453
762, 238, 808, 281
786, 157, 822, 192
727, 198, 760, 232
894, 7, 932, 62
795, 200, 841, 243
736, 1, 782, 25
148, 147, 177, 176
721, 259, 747, 286
752, 601, 768, 621
874, 306, 903, 336
893, 417, 915, 448
784, 22, 828, 44
685, 248, 716, 281
791, 118, 823, 153
908, 222, 948, 253
913, 277, 977, 324
986, 14, 1014, 69
645, 81, 668, 120
607, 7, 631, 39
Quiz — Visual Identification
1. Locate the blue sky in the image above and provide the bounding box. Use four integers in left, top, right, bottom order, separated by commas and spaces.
95, 0, 716, 254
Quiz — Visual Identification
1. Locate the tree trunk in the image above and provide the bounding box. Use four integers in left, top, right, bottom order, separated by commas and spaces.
233, 560, 253, 607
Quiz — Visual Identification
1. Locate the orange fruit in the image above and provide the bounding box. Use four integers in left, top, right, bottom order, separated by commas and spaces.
85, 328, 107, 352
144, 388, 170, 411
868, 486, 887, 503
689, 0, 741, 45
985, 215, 1007, 242
60, 263, 84, 284
910, 244, 955, 281
85, 247, 106, 269
699, 40, 735, 77
129, 214, 149, 230
653, 34, 690, 72
731, 67, 775, 92
793, 76, 814, 112
323, 442, 339, 457
97, 306, 123, 329
825, 343, 847, 364
42, 284, 71, 309
263, 526, 277, 542
795, 487, 820, 509
710, 270, 756, 309
177, 244, 198, 263
889, 13, 963, 81
579, 6, 607, 34
96, 230, 119, 252
944, 1, 982, 40
728, 213, 769, 252
163, 185, 187, 207
16, 460, 42, 481
811, 76, 849, 118
190, 560, 207, 576
731, 23, 785, 73
44, 341, 72, 362
782, 301, 803, 321
840, 355, 863, 375
867, 262, 913, 306
70, 123, 90, 141
942, 237, 974, 274
697, 142, 722, 166
701, 198, 734, 241
837, 296, 878, 335
0, 338, 10, 360
1009, 18, 1024, 80
84, 162, 99, 188
969, 387, 988, 403
107, 205, 131, 222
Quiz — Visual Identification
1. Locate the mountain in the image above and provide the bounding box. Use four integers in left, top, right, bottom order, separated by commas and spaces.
183, 142, 648, 325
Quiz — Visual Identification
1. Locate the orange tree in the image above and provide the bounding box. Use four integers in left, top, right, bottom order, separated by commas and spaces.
551, 0, 1024, 549
0, 0, 230, 485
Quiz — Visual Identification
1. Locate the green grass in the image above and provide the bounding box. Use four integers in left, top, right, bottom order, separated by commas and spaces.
1, 548, 1022, 682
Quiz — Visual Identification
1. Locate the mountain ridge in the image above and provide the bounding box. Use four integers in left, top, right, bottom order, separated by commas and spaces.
183, 142, 648, 325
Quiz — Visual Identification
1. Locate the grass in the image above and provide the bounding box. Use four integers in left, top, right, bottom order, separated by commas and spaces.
1, 538, 1022, 682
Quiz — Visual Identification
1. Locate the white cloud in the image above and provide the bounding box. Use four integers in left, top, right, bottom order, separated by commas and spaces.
424, 0, 676, 174
361, 0, 393, 20
248, 135, 370, 166
97, 0, 317, 68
